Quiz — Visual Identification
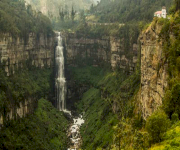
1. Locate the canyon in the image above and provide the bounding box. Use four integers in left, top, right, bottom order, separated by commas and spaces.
0, 24, 169, 127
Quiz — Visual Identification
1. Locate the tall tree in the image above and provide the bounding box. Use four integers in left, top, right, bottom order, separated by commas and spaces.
175, 0, 180, 10
71, 6, 76, 23
59, 8, 65, 21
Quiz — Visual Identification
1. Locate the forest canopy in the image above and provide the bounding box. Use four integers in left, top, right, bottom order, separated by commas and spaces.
0, 0, 53, 38
89, 0, 172, 23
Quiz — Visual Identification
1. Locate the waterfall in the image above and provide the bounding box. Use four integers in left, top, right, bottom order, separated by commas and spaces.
55, 32, 66, 111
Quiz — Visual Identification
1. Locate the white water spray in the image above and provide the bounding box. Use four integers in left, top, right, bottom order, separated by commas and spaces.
55, 32, 66, 111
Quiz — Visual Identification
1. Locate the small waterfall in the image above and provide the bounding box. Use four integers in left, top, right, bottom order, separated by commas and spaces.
55, 32, 66, 111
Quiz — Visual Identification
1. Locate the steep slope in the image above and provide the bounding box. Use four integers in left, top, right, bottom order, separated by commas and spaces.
67, 65, 140, 149
0, 99, 69, 149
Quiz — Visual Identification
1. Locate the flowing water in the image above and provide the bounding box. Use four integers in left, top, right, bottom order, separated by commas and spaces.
68, 115, 85, 150
55, 32, 66, 111
55, 32, 84, 149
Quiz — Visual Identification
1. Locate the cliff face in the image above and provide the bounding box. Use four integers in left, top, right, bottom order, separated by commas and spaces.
0, 33, 55, 126
139, 24, 168, 119
63, 33, 138, 73
62, 33, 138, 110
0, 33, 54, 76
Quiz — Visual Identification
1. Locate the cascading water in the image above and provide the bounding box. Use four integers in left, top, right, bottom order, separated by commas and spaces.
55, 32, 66, 111
55, 32, 84, 150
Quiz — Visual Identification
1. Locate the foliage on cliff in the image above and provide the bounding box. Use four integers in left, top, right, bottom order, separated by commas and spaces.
0, 66, 54, 122
0, 0, 53, 38
0, 98, 69, 149
69, 65, 140, 149
77, 88, 118, 149
89, 0, 171, 23
155, 0, 180, 118
150, 121, 180, 150
135, 1, 180, 149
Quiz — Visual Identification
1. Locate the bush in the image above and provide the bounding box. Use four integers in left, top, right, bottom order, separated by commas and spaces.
171, 113, 179, 123
146, 110, 170, 143
163, 84, 180, 116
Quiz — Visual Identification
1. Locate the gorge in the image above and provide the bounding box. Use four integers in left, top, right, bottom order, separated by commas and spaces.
0, 0, 180, 149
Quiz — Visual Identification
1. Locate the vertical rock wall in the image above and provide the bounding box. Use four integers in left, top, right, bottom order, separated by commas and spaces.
62, 33, 138, 73
139, 24, 168, 119
0, 33, 54, 76
0, 33, 55, 126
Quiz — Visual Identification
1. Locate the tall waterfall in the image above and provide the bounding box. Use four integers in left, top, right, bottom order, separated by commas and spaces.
55, 32, 66, 111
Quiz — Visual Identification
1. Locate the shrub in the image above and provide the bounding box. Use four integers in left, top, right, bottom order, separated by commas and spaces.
171, 113, 179, 123
146, 110, 170, 143
164, 84, 180, 117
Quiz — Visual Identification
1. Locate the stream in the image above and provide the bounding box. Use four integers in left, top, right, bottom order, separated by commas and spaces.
64, 111, 85, 150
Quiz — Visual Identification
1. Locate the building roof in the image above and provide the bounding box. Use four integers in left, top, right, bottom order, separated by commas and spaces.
154, 11, 162, 14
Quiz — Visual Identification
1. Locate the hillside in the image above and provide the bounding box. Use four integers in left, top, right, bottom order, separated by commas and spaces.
0, 0, 53, 38
0, 0, 180, 149
88, 0, 172, 23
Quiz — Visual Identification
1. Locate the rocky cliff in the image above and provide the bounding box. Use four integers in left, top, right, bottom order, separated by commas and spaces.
0, 33, 54, 76
62, 32, 138, 111
0, 33, 55, 126
63, 33, 138, 73
139, 23, 168, 119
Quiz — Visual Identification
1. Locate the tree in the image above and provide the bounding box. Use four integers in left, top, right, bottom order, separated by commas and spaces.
71, 6, 76, 23
80, 10, 86, 23
175, 0, 180, 11
64, 5, 69, 20
163, 84, 180, 117
145, 110, 170, 143
90, 4, 94, 13
59, 8, 64, 21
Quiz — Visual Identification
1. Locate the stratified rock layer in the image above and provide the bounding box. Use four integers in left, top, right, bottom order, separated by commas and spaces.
0, 33, 55, 126
62, 33, 138, 73
0, 33, 54, 76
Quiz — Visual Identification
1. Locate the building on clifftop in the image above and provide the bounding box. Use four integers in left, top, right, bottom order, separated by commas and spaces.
154, 6, 167, 18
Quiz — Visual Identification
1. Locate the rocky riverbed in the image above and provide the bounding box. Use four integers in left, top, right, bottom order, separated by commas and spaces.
67, 114, 84, 150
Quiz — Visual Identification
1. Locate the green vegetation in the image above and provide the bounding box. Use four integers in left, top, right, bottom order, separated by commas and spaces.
150, 121, 180, 150
0, 98, 69, 149
0, 65, 54, 123
0, 0, 53, 39
89, 0, 171, 23
69, 64, 140, 149
75, 23, 139, 38
71, 1, 180, 148
78, 88, 118, 149
155, 0, 180, 118
68, 66, 110, 87
141, 1, 180, 149
146, 110, 170, 143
